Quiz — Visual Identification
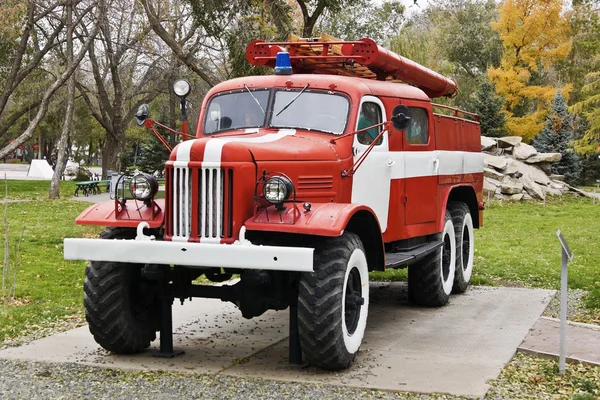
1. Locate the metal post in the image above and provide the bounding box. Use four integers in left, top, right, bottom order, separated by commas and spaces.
556, 230, 573, 375
289, 304, 303, 364
180, 98, 188, 142
153, 271, 184, 358
559, 249, 568, 374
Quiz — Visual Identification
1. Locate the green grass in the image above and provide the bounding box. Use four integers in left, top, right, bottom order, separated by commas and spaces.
0, 181, 98, 342
1, 180, 78, 200
473, 196, 600, 311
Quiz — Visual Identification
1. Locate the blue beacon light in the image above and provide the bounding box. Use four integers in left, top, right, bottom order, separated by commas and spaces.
274, 52, 293, 75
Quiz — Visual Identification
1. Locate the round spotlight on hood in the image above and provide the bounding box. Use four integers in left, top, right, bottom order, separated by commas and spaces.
263, 175, 293, 205
129, 173, 159, 201
173, 79, 191, 98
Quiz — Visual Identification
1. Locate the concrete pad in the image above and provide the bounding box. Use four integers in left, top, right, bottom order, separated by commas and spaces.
518, 317, 600, 366
225, 284, 554, 397
0, 284, 553, 398
0, 297, 289, 374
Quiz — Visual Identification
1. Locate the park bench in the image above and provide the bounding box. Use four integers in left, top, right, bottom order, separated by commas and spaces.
74, 180, 110, 197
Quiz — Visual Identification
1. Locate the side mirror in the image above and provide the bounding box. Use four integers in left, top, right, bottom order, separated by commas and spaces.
391, 105, 411, 130
135, 104, 149, 127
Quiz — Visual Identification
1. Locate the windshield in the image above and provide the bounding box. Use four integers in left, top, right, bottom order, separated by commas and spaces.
271, 90, 348, 134
203, 88, 349, 135
204, 90, 269, 134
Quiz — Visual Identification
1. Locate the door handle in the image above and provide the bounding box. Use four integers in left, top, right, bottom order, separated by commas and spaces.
433, 158, 439, 173
387, 159, 395, 167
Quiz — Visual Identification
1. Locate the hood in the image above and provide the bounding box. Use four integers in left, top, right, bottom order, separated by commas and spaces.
170, 129, 341, 164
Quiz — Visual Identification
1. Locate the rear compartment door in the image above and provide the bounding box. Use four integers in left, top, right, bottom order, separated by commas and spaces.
402, 103, 438, 225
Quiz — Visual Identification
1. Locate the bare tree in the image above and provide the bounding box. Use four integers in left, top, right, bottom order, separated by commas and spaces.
140, 0, 220, 87
76, 0, 170, 176
49, 0, 76, 199
0, 1, 102, 160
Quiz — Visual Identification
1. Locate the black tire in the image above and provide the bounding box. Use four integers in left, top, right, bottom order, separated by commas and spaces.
84, 227, 160, 354
298, 232, 369, 370
448, 202, 474, 294
408, 210, 456, 307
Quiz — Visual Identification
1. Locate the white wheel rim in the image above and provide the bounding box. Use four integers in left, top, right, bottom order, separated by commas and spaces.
441, 217, 456, 295
341, 248, 369, 354
460, 212, 474, 283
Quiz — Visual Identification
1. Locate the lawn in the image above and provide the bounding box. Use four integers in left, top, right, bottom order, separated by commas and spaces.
0, 181, 599, 343
0, 180, 98, 342
473, 196, 600, 311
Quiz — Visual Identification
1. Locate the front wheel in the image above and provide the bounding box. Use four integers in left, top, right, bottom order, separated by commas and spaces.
84, 228, 160, 354
298, 232, 369, 370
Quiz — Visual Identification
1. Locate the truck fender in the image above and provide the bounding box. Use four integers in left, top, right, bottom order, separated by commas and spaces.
438, 185, 479, 231
74, 199, 165, 229
244, 203, 385, 270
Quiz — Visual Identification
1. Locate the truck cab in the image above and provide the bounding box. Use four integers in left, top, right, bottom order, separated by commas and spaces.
64, 36, 484, 370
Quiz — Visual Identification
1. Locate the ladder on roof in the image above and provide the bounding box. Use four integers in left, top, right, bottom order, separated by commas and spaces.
245, 34, 458, 99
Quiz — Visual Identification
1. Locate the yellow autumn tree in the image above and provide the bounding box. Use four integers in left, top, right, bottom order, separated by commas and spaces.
488, 0, 572, 142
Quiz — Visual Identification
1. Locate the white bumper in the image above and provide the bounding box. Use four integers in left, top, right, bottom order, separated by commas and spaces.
63, 238, 314, 272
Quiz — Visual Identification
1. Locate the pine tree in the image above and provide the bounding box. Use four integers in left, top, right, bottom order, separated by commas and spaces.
136, 134, 170, 176
471, 81, 506, 137
532, 92, 582, 184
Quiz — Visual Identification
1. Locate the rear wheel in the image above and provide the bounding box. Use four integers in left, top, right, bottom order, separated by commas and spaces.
298, 232, 369, 370
408, 210, 456, 307
448, 202, 474, 293
84, 228, 160, 354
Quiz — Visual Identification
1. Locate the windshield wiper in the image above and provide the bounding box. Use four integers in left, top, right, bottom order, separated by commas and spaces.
244, 84, 265, 114
275, 84, 309, 117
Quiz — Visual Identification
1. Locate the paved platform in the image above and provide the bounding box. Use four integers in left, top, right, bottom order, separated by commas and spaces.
518, 317, 600, 366
0, 283, 553, 398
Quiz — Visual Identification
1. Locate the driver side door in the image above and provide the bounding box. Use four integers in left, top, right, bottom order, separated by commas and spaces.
351, 95, 391, 233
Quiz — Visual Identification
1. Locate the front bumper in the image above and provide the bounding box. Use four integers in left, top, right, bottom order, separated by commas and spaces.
63, 238, 314, 272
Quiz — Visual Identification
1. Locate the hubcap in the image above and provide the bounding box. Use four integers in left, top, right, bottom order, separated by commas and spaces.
345, 267, 363, 334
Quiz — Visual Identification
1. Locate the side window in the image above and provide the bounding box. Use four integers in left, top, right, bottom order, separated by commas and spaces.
357, 102, 383, 145
405, 108, 429, 145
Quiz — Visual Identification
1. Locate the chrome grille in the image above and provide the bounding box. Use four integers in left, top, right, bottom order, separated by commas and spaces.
170, 165, 225, 242
171, 165, 192, 240
199, 167, 224, 240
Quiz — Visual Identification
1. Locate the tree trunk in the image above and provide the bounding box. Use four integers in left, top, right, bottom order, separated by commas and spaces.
87, 139, 93, 165
102, 133, 123, 178
49, 0, 75, 199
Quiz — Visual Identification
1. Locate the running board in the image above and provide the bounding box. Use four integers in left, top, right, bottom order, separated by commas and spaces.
384, 240, 443, 269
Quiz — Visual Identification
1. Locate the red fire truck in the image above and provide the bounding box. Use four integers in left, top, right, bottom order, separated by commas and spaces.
64, 36, 484, 370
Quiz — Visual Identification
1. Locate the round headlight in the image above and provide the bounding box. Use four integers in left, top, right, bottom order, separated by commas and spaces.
129, 173, 159, 201
173, 79, 191, 98
263, 176, 293, 204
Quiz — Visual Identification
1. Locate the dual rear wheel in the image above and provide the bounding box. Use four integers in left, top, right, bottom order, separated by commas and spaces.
408, 201, 474, 307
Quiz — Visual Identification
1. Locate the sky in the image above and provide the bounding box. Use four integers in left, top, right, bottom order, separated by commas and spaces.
385, 0, 431, 15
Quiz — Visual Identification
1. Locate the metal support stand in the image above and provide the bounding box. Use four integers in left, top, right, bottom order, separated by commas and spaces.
153, 296, 184, 358
556, 230, 573, 374
288, 303, 302, 364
